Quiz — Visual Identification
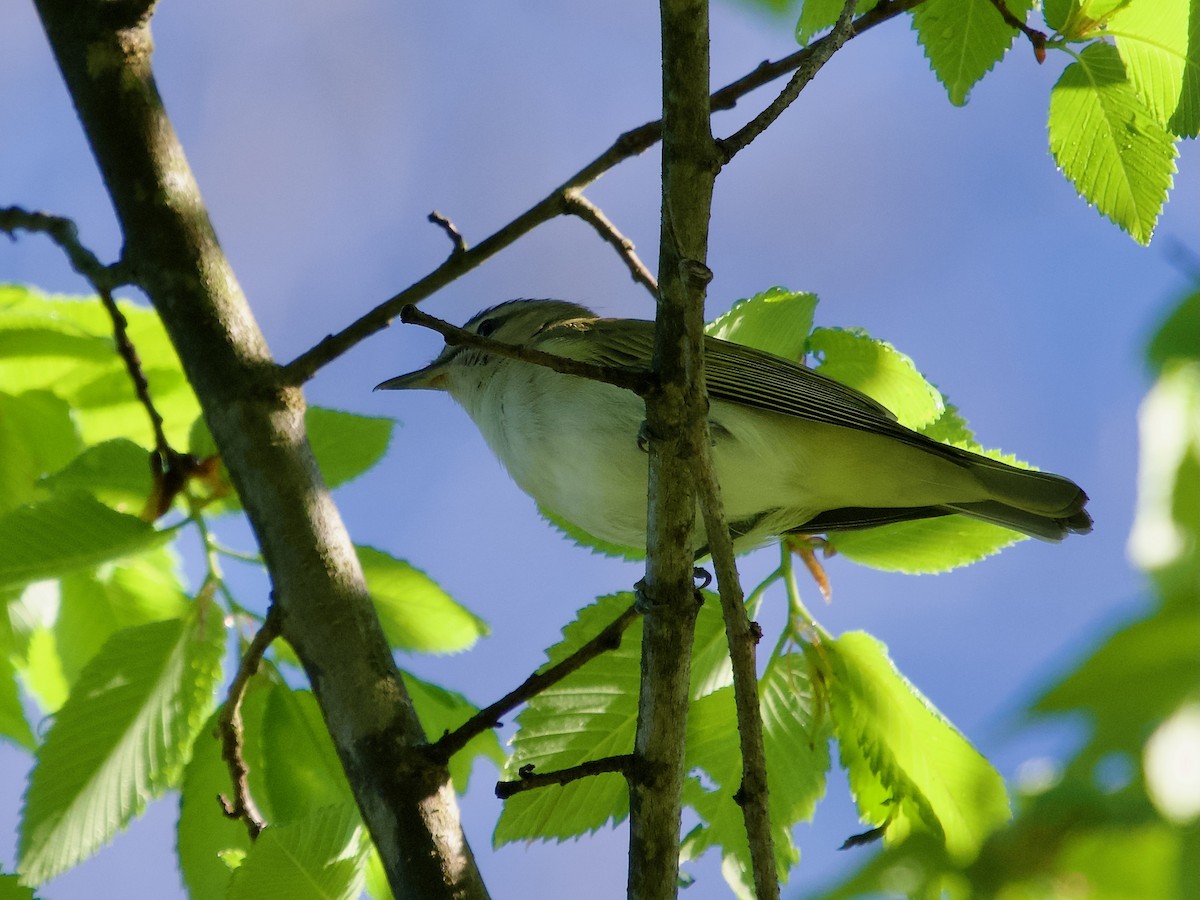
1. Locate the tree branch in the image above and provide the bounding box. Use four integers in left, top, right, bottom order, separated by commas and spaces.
427, 210, 467, 257
217, 601, 281, 841
494, 755, 635, 800
985, 0, 1047, 63
693, 452, 777, 899
429, 603, 640, 763
397, 305, 653, 395
718, 0, 858, 164
626, 0, 719, 895
562, 192, 659, 297
279, 0, 918, 386
29, 4, 488, 896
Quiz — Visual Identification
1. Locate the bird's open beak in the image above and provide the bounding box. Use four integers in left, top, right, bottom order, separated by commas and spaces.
374, 361, 450, 391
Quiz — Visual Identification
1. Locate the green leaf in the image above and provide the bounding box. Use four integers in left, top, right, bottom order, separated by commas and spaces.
0, 493, 168, 592
262, 685, 354, 823
705, 287, 818, 361
0, 391, 81, 514
1147, 289, 1200, 372
188, 406, 395, 516
912, 0, 1028, 106
827, 631, 1010, 863
40, 439, 155, 517
0, 651, 35, 750
1048, 41, 1178, 245
7, 582, 69, 714
682, 654, 832, 896
0, 873, 36, 900
400, 670, 505, 792
827, 507, 1024, 573
0, 287, 199, 448
795, 0, 880, 45
177, 674, 274, 900
495, 594, 729, 844
538, 505, 644, 560
306, 407, 395, 489
808, 327, 944, 430
55, 549, 190, 686
227, 804, 368, 900
18, 609, 227, 883
357, 545, 488, 654
1111, 0, 1200, 137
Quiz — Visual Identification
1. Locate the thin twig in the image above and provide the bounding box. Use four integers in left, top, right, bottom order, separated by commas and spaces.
985, 0, 1047, 63
562, 192, 658, 297
427, 210, 467, 256
430, 603, 640, 762
279, 0, 920, 386
1, 205, 203, 517
495, 754, 635, 800
719, 0, 858, 163
398, 305, 654, 396
693, 440, 777, 900
217, 602, 282, 841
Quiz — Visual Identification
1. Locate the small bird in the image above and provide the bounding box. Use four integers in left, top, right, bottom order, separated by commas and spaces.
377, 299, 1091, 555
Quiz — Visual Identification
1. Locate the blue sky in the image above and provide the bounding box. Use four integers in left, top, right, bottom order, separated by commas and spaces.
2, 1, 1197, 897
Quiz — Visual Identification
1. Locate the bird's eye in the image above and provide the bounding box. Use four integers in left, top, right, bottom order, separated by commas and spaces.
476, 317, 501, 338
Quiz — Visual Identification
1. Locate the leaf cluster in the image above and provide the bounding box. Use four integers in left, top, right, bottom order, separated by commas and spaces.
0, 284, 499, 897
815, 285, 1200, 898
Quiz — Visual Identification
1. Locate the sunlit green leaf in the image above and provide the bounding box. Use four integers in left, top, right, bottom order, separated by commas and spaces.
0, 652, 35, 750
18, 609, 227, 883
682, 654, 832, 896
495, 594, 728, 844
809, 327, 944, 429
827, 507, 1023, 573
706, 287, 817, 361
55, 549, 190, 686
0, 493, 168, 591
828, 631, 1010, 863
40, 439, 155, 517
227, 804, 368, 900
1049, 41, 1178, 245
357, 546, 488, 654
0, 391, 80, 514
262, 686, 353, 823
912, 0, 1028, 106
306, 407, 395, 489
1110, 0, 1199, 137
0, 286, 199, 447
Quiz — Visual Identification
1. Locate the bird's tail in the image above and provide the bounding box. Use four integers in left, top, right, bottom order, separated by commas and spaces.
946, 458, 1092, 541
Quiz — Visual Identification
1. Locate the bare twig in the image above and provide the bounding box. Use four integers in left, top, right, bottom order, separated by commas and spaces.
985, 0, 1047, 63
719, 0, 858, 163
693, 441, 778, 900
398, 305, 654, 396
280, 0, 920, 386
1, 205, 119, 287
217, 602, 282, 841
0, 205, 203, 518
562, 192, 658, 297
495, 754, 635, 800
427, 210, 467, 256
430, 603, 641, 762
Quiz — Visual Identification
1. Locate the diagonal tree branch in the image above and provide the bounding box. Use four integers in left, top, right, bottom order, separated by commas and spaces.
494, 755, 635, 800
29, 4, 488, 897
718, 0, 858, 164
563, 191, 659, 297
693, 448, 777, 899
279, 0, 920, 386
429, 603, 640, 763
396, 305, 653, 395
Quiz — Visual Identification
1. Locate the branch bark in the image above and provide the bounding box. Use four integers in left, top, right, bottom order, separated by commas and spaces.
627, 1, 719, 897
29, 4, 488, 897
